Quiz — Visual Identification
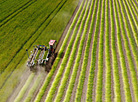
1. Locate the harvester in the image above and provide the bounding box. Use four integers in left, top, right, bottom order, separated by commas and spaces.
26, 40, 57, 72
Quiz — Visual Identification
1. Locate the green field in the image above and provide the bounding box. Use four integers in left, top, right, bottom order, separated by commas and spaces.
0, 0, 138, 102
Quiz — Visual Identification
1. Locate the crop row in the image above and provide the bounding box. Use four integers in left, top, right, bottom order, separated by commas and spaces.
113, 0, 132, 101
45, 0, 89, 101
110, 0, 121, 101
95, 0, 105, 101
86, 0, 101, 101
122, 0, 138, 75
34, 1, 85, 101
115, 0, 138, 101
53, 0, 93, 101
104, 0, 112, 101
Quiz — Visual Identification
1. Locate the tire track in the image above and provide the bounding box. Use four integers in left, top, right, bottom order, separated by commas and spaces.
0, 0, 68, 90
0, 0, 36, 27
92, 0, 103, 101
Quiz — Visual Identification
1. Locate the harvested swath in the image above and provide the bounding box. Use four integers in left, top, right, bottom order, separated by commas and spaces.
14, 73, 35, 102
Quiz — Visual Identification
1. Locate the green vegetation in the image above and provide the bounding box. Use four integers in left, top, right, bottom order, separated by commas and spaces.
1, 0, 138, 101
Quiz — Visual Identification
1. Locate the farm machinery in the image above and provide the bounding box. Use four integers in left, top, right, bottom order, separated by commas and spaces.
26, 40, 57, 72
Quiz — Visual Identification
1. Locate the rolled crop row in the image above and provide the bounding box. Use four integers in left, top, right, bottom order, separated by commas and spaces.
24, 74, 44, 102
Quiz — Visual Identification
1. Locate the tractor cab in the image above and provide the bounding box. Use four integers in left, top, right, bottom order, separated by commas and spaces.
49, 40, 56, 53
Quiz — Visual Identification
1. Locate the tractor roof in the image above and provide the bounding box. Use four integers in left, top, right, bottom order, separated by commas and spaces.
49, 40, 56, 46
